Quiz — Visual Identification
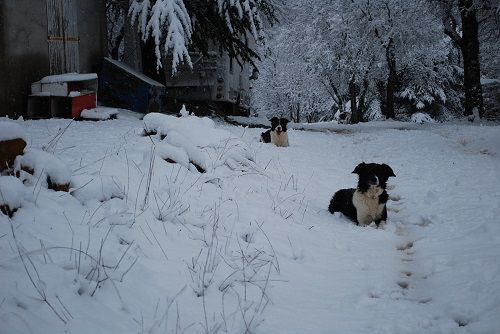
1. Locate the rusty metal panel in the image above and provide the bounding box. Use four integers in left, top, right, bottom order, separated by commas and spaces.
63, 0, 79, 72
47, 0, 65, 74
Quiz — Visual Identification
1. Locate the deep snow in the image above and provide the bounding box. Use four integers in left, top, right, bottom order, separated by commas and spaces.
1, 112, 499, 334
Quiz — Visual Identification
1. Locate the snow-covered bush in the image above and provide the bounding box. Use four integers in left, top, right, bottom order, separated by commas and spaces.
143, 111, 231, 146
0, 176, 24, 217
142, 112, 169, 136
144, 110, 256, 174
0, 121, 26, 142
15, 149, 72, 192
163, 130, 208, 172
411, 112, 436, 124
155, 141, 190, 169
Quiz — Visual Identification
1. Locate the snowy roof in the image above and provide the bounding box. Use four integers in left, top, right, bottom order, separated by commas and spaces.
105, 57, 165, 87
39, 73, 98, 84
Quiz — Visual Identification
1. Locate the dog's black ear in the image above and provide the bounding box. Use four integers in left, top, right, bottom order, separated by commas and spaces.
352, 162, 366, 175
269, 117, 279, 127
281, 118, 289, 124
380, 164, 396, 177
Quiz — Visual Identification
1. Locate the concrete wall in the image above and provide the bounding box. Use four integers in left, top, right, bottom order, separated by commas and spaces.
77, 0, 107, 74
0, 0, 49, 117
0, 0, 106, 117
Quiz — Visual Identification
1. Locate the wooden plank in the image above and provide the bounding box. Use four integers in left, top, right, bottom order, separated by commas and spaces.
47, 0, 65, 74
63, 0, 79, 72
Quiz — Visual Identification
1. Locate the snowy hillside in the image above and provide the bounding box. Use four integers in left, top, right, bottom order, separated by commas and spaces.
1, 112, 499, 334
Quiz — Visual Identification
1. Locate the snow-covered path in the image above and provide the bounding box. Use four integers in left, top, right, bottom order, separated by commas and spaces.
227, 122, 500, 333
1, 113, 499, 334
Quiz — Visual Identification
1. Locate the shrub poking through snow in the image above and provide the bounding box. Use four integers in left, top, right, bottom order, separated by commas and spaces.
0, 176, 24, 217
0, 122, 27, 172
15, 149, 71, 192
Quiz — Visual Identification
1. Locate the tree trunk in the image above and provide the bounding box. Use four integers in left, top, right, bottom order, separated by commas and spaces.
123, 19, 143, 72
141, 38, 165, 84
110, 26, 124, 60
358, 77, 369, 122
296, 102, 300, 123
459, 0, 483, 118
377, 80, 387, 117
349, 76, 360, 124
385, 39, 396, 119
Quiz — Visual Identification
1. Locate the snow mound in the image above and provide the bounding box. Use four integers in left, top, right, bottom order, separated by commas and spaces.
15, 149, 72, 186
143, 110, 256, 174
411, 112, 435, 124
143, 109, 258, 173
142, 112, 170, 135
0, 121, 26, 142
0, 176, 24, 214
81, 107, 119, 121
179, 104, 189, 117
155, 142, 190, 169
143, 112, 232, 147
71, 175, 125, 204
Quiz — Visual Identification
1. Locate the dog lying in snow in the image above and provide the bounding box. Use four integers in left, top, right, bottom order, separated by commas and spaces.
261, 117, 289, 147
329, 162, 396, 227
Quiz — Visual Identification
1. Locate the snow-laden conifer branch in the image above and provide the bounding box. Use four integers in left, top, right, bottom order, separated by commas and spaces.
129, 0, 192, 73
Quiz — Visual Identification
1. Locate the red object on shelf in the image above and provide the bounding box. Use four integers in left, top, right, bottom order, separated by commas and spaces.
71, 93, 96, 118
28, 92, 97, 119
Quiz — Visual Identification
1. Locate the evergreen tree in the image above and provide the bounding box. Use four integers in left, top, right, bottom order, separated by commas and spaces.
129, 0, 277, 74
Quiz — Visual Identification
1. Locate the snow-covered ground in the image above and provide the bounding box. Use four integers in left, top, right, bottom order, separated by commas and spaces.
1, 111, 499, 334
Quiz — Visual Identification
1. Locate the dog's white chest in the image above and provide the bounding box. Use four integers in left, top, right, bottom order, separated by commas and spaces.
270, 131, 289, 147
352, 188, 384, 226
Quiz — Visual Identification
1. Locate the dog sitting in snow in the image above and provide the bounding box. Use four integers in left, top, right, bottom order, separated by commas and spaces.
260, 117, 289, 147
328, 162, 396, 227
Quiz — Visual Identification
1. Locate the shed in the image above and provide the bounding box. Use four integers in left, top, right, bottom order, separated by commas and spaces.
99, 57, 166, 114
0, 0, 107, 117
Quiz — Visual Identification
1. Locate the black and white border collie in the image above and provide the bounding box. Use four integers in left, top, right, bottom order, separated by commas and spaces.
261, 117, 289, 147
329, 162, 396, 227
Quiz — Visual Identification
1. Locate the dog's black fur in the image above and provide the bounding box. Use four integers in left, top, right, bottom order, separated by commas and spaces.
328, 162, 396, 227
261, 117, 289, 144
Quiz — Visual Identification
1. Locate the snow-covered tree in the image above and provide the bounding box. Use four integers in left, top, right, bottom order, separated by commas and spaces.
128, 0, 277, 74
431, 0, 500, 118
129, 0, 193, 72
252, 2, 334, 122
254, 0, 462, 123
